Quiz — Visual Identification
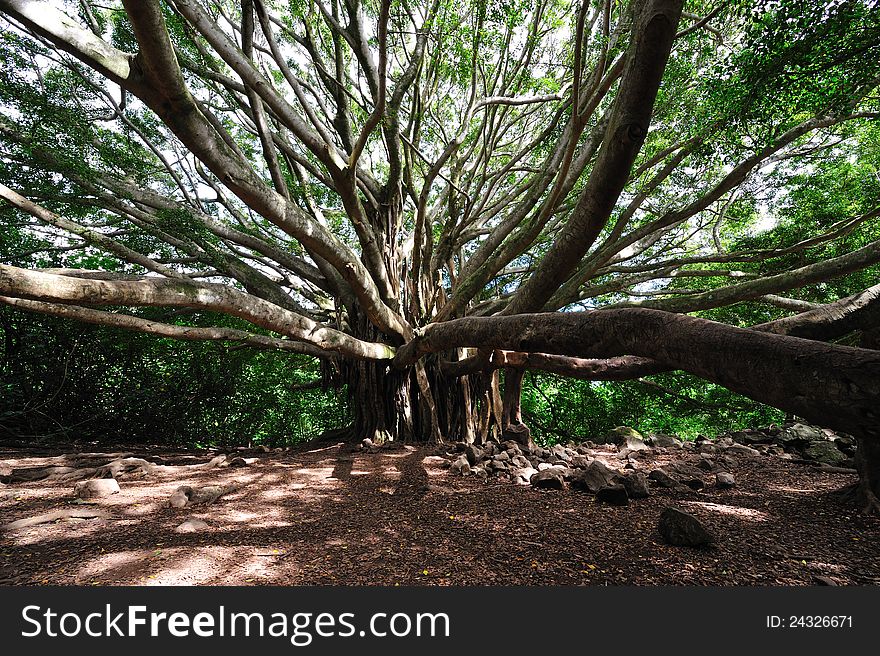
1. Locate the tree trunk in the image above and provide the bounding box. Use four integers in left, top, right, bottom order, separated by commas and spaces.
501, 368, 535, 451
854, 328, 880, 514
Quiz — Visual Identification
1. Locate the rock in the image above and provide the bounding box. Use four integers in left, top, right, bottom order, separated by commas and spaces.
649, 434, 682, 448
74, 478, 120, 499
715, 472, 736, 489
596, 484, 629, 505
490, 459, 509, 472
175, 518, 210, 534
778, 423, 825, 448
622, 472, 650, 499
537, 462, 554, 471
658, 507, 713, 547
697, 457, 716, 471
716, 454, 737, 470
550, 444, 572, 462
502, 424, 535, 452
471, 466, 488, 482
697, 442, 718, 454
602, 426, 644, 446
465, 444, 484, 465
569, 455, 591, 469
803, 441, 848, 466
716, 437, 735, 448
501, 441, 523, 455
511, 455, 531, 469
482, 442, 498, 457
725, 443, 761, 457
729, 429, 772, 445
512, 466, 538, 485
618, 435, 650, 452
169, 487, 190, 508
530, 469, 565, 490
571, 460, 619, 493
228, 457, 248, 468
494, 451, 511, 462
832, 435, 856, 456
648, 469, 678, 488
450, 456, 471, 475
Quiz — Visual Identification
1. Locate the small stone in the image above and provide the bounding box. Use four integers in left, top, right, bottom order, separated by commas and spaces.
725, 443, 761, 457
648, 469, 678, 488
465, 444, 484, 465
619, 435, 650, 452
175, 518, 209, 534
715, 472, 736, 489
530, 469, 565, 490
512, 466, 538, 485
450, 456, 470, 475
697, 457, 716, 471
650, 434, 682, 448
596, 484, 629, 505
550, 445, 572, 462
74, 478, 120, 500
658, 507, 713, 547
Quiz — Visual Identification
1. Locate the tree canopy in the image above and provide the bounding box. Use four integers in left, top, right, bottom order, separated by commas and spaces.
0, 0, 878, 455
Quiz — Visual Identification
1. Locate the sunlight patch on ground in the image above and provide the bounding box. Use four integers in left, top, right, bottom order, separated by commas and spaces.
767, 485, 823, 494
681, 501, 770, 522
76, 549, 145, 581
140, 547, 230, 585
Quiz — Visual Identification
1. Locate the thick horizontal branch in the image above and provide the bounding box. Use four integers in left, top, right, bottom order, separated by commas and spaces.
0, 265, 394, 360
0, 296, 329, 358
396, 308, 880, 441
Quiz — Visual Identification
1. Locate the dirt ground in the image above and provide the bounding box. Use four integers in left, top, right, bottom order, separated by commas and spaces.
1, 439, 879, 586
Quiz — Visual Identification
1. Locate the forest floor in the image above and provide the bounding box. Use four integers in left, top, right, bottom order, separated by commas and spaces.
1, 438, 879, 586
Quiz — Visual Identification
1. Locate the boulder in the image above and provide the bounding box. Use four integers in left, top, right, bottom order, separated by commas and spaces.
571, 460, 619, 493
74, 478, 120, 499
569, 455, 591, 469
802, 441, 848, 466
622, 471, 650, 499
174, 518, 210, 534
596, 484, 629, 506
778, 423, 825, 448
530, 469, 565, 490
715, 472, 736, 489
658, 507, 713, 547
601, 426, 644, 446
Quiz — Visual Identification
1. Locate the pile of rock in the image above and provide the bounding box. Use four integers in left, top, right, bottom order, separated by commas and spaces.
443, 425, 747, 506
721, 422, 855, 467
